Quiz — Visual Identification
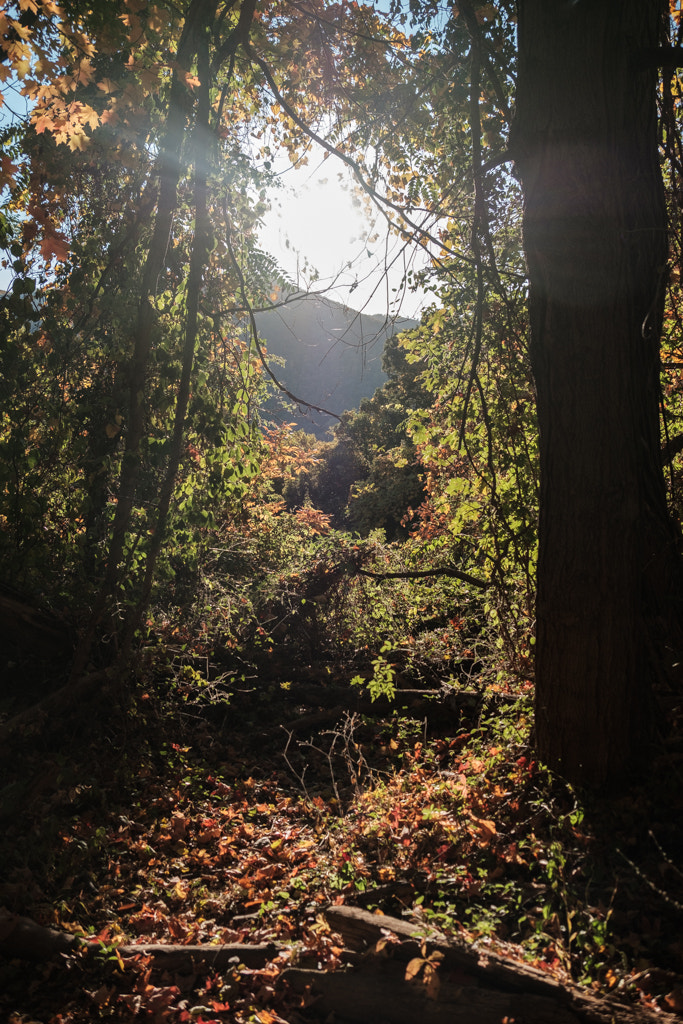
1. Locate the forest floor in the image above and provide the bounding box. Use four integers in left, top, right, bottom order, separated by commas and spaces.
1, 635, 683, 1024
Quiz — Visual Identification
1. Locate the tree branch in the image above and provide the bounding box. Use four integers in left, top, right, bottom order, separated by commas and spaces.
356, 565, 488, 590
244, 42, 475, 271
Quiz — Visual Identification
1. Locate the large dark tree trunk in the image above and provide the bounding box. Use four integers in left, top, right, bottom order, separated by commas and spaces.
513, 1, 680, 786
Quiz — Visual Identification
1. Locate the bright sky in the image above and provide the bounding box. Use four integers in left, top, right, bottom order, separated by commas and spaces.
0, 83, 434, 322
258, 157, 433, 320
0, 156, 434, 320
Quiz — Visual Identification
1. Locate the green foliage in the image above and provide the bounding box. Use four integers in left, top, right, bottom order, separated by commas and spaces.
351, 641, 397, 700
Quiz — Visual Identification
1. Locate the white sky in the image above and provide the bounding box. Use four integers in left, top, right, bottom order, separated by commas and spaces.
258, 157, 433, 320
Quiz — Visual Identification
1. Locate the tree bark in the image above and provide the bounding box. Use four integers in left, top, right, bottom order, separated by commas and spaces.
513, 0, 679, 786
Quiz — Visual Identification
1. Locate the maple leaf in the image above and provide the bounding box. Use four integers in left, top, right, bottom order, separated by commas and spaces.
178, 67, 201, 89
100, 106, 119, 126
0, 153, 19, 189
97, 78, 118, 94
137, 65, 161, 91
73, 101, 100, 130
34, 55, 57, 77
40, 229, 69, 263
33, 110, 56, 134
14, 57, 31, 79
148, 5, 170, 32
8, 18, 34, 41
67, 130, 89, 152
74, 57, 95, 84
22, 78, 44, 100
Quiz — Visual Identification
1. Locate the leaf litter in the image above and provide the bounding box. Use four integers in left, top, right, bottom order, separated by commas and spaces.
1, 663, 683, 1022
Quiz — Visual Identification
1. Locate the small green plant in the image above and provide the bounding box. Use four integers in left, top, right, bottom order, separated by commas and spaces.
351, 641, 397, 700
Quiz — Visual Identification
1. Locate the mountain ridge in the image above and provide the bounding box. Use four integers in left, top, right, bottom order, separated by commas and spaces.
254, 291, 418, 438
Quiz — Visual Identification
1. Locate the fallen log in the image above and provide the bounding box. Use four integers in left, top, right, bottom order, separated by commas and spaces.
282, 962, 582, 1024
316, 905, 680, 1024
275, 687, 480, 736
0, 911, 277, 971
325, 905, 565, 999
109, 941, 278, 972
0, 586, 74, 659
3, 909, 678, 1023
0, 668, 116, 744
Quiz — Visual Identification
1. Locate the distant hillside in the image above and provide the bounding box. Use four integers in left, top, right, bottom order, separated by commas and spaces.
254, 292, 417, 438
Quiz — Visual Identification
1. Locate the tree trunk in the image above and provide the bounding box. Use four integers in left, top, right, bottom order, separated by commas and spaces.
513, 1, 679, 786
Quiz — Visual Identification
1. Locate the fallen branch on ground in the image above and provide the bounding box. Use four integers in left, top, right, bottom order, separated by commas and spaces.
0, 911, 277, 971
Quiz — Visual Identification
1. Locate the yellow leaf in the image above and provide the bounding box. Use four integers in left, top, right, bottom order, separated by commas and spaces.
9, 18, 34, 40
75, 58, 95, 84
14, 57, 31, 79
405, 957, 425, 982
67, 131, 89, 151
173, 880, 189, 900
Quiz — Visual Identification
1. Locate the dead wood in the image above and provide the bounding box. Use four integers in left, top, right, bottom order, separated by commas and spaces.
0, 911, 277, 971
282, 963, 582, 1024
111, 941, 278, 971
0, 587, 74, 659
0, 910, 80, 961
319, 906, 680, 1024
0, 667, 116, 745
325, 905, 562, 997
275, 684, 479, 735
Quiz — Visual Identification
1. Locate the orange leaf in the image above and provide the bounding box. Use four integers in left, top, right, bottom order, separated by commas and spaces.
470, 816, 497, 845
39, 230, 69, 263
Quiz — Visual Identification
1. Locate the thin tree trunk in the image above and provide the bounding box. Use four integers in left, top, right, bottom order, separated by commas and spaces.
513, 1, 678, 786
120, 15, 213, 657
70, 0, 216, 681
